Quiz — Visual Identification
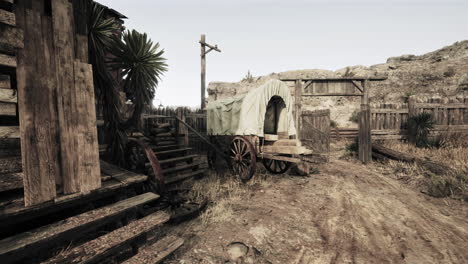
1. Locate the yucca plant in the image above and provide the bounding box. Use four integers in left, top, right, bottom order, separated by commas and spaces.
407, 112, 435, 147
88, 2, 127, 165
109, 30, 168, 129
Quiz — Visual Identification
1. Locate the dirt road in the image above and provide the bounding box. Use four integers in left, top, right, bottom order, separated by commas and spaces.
166, 159, 468, 264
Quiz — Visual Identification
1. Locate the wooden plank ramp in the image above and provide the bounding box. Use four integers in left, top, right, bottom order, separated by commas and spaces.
42, 211, 171, 264
122, 235, 184, 264
0, 193, 160, 264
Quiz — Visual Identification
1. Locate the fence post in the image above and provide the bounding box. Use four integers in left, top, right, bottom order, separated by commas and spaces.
408, 96, 416, 120
182, 110, 189, 147
358, 80, 371, 163
295, 79, 302, 139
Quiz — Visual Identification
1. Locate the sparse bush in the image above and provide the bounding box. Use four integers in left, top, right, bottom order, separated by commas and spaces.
330, 120, 338, 128
242, 70, 254, 83
349, 110, 359, 123
407, 112, 435, 147
346, 137, 359, 153
443, 67, 456, 77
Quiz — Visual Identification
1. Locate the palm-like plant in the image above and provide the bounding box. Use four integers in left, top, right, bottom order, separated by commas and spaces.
88, 2, 127, 165
407, 112, 435, 147
110, 30, 168, 129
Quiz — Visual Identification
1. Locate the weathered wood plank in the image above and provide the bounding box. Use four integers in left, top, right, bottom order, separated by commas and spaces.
0, 53, 15, 67
0, 193, 160, 264
262, 145, 312, 155
0, 101, 15, 115
52, 0, 80, 194
415, 103, 468, 109
0, 87, 16, 102
122, 235, 184, 264
16, 5, 59, 206
0, 8, 15, 26
43, 211, 170, 264
0, 126, 18, 138
0, 23, 23, 52
74, 61, 101, 193
0, 155, 21, 174
371, 108, 408, 114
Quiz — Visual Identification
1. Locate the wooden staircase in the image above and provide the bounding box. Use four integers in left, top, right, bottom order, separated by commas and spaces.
144, 122, 209, 186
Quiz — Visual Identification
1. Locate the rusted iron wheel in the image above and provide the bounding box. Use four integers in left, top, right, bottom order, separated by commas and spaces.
262, 158, 292, 174
230, 136, 257, 182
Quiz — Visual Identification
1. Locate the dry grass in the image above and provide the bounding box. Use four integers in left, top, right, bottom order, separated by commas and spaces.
187, 171, 273, 225
379, 137, 467, 200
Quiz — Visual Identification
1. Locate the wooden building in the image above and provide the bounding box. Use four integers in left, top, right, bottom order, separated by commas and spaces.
0, 0, 103, 206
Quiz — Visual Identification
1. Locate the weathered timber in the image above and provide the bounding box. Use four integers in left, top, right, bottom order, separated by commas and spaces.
0, 155, 21, 174
15, 6, 60, 206
0, 88, 15, 103
0, 193, 160, 264
52, 0, 80, 194
158, 162, 202, 176
165, 169, 206, 185
0, 170, 148, 237
43, 211, 171, 264
0, 53, 15, 67
358, 80, 372, 163
264, 134, 278, 141
262, 145, 312, 155
74, 61, 101, 193
0, 126, 18, 138
122, 235, 184, 264
294, 79, 302, 139
154, 148, 191, 157
261, 153, 302, 163
147, 154, 198, 168
265, 139, 301, 147
0, 23, 23, 53
372, 144, 456, 175
100, 160, 128, 177
0, 102, 15, 115
0, 138, 20, 157
0, 9, 14, 26
0, 171, 22, 193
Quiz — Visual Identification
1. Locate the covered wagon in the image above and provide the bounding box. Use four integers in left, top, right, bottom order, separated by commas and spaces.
207, 80, 313, 181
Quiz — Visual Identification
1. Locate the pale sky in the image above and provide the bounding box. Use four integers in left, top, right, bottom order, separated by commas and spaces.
98, 0, 468, 108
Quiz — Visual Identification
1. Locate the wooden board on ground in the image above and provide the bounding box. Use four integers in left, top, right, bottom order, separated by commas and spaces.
0, 193, 160, 264
262, 145, 312, 155
43, 211, 170, 264
0, 9, 15, 26
123, 235, 184, 264
0, 53, 15, 67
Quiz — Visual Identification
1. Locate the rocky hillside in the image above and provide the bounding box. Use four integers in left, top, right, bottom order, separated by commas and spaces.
207, 40, 468, 127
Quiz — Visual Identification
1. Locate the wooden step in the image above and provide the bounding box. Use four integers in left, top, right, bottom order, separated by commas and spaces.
154, 132, 173, 138
155, 148, 191, 157
151, 144, 185, 152
154, 140, 177, 146
146, 155, 198, 168
161, 162, 202, 175
166, 169, 206, 185
0, 193, 160, 264
42, 211, 171, 264
122, 235, 184, 264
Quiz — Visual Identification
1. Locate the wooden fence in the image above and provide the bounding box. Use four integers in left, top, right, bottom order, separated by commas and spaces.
143, 107, 209, 153
332, 95, 468, 140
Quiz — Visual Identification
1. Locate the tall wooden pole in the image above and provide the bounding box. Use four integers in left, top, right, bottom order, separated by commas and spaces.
200, 34, 206, 109
199, 34, 220, 110
358, 79, 372, 163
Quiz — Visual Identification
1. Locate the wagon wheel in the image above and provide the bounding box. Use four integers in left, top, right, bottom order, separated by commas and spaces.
262, 158, 292, 174
230, 136, 257, 182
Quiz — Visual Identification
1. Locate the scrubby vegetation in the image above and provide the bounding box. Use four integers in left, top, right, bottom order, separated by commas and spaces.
380, 135, 468, 200
407, 112, 435, 147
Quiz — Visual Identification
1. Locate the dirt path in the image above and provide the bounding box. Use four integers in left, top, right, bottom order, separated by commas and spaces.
166, 159, 468, 264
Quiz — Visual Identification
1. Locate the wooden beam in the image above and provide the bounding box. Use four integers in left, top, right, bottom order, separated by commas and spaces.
294, 79, 302, 139
0, 9, 15, 26
280, 77, 388, 82
0, 101, 15, 115
358, 80, 372, 163
371, 108, 408, 114
302, 93, 362, 97
0, 87, 16, 102
0, 53, 16, 67
0, 23, 24, 52
0, 126, 18, 138
0, 193, 161, 264
74, 61, 101, 193
16, 6, 60, 206
414, 103, 468, 109
43, 211, 170, 264
351, 80, 363, 93
122, 235, 184, 264
52, 0, 80, 194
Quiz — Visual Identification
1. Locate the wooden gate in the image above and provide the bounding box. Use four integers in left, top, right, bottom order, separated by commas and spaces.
299, 109, 330, 155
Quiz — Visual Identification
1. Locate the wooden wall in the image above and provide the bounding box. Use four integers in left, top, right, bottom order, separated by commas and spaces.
0, 0, 101, 206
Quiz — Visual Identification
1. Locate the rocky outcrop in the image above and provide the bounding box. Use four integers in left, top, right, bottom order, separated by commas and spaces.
207, 40, 468, 127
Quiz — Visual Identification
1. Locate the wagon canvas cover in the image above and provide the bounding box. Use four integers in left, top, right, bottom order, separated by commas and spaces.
207, 80, 297, 137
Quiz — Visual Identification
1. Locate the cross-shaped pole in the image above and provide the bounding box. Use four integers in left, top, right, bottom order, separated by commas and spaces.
200, 34, 221, 109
